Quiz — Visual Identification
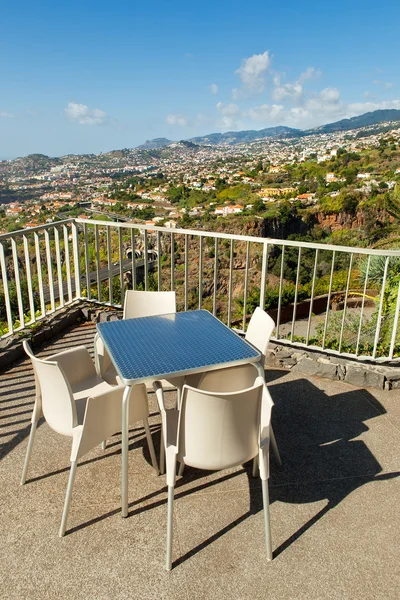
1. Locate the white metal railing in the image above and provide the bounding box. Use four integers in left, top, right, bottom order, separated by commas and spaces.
1, 217, 400, 362
0, 220, 79, 336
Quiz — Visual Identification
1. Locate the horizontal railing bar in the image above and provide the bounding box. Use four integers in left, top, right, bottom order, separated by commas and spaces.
2, 218, 400, 260
0, 219, 74, 239
73, 218, 400, 256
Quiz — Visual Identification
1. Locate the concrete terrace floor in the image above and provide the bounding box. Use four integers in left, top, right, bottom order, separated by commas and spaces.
1, 322, 399, 600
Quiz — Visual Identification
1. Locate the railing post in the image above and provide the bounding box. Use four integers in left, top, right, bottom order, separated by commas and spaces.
243, 241, 250, 331
389, 279, 400, 359
213, 238, 218, 316
373, 257, 390, 359
71, 221, 81, 299
227, 239, 234, 327
306, 249, 319, 345
275, 246, 285, 338
259, 242, 269, 310
198, 236, 203, 309
184, 234, 189, 311
0, 242, 14, 334
157, 230, 162, 291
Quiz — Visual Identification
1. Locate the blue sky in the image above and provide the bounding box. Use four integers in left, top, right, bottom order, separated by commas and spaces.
1, 0, 399, 158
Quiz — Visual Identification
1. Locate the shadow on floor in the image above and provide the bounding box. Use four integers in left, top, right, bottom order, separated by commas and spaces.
1, 330, 396, 568
66, 377, 395, 568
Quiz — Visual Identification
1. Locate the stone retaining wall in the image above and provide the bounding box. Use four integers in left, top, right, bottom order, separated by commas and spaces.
0, 302, 124, 371
267, 343, 400, 390
0, 301, 88, 370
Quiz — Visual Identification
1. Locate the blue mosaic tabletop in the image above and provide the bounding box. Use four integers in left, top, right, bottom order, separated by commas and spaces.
97, 309, 260, 385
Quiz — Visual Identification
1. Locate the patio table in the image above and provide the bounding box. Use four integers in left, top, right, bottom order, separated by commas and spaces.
97, 309, 262, 517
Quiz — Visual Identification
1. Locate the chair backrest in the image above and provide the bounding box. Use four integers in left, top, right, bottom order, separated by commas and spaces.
177, 378, 264, 471
23, 341, 77, 436
123, 290, 176, 320
245, 307, 275, 363
197, 364, 260, 393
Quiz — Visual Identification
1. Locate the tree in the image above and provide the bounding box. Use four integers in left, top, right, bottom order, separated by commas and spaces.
342, 194, 359, 215
251, 198, 265, 214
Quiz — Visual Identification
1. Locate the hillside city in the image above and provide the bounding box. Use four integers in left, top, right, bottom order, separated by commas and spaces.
1, 113, 400, 249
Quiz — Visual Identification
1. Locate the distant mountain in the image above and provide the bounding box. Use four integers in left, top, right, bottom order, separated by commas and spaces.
137, 110, 400, 149
137, 137, 172, 150
189, 126, 302, 146
307, 110, 400, 135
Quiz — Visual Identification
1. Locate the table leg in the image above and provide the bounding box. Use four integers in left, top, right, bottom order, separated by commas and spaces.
122, 385, 131, 517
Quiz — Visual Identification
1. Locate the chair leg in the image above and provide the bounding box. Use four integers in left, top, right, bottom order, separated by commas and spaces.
270, 425, 282, 466
59, 460, 78, 537
160, 429, 165, 475
178, 461, 185, 477
166, 485, 174, 570
101, 440, 107, 451
21, 421, 37, 485
252, 456, 259, 478
143, 418, 159, 475
261, 478, 272, 561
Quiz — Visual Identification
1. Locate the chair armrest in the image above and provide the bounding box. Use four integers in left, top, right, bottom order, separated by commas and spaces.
73, 385, 125, 461
259, 383, 273, 447
153, 380, 167, 412
48, 345, 97, 385
94, 332, 118, 384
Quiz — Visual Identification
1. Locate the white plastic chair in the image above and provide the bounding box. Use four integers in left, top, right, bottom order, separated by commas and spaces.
94, 290, 177, 386
123, 289, 176, 320
153, 368, 273, 570
21, 341, 158, 537
185, 307, 275, 389
184, 307, 281, 466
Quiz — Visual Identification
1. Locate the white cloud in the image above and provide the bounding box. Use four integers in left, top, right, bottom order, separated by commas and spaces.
219, 116, 237, 129
288, 107, 309, 120
210, 83, 219, 95
247, 104, 284, 122
298, 67, 321, 82
64, 102, 107, 125
319, 87, 341, 103
272, 82, 303, 101
235, 51, 271, 93
216, 102, 239, 116
347, 98, 400, 115
372, 79, 393, 89
271, 66, 320, 102
166, 113, 189, 126
0, 111, 14, 119
216, 102, 241, 129
273, 74, 281, 86
247, 82, 400, 129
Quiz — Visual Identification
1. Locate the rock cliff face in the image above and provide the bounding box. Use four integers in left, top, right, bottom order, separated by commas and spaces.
315, 209, 393, 232
192, 215, 309, 240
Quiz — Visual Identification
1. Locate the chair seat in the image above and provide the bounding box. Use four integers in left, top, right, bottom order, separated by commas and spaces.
71, 375, 113, 400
